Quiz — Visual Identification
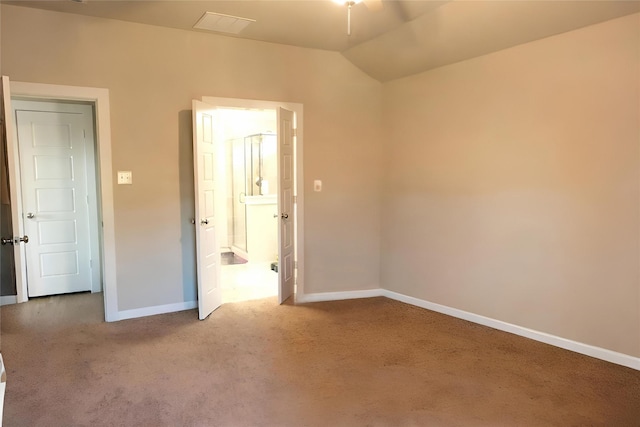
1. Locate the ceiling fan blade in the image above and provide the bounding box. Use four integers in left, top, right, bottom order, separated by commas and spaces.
363, 0, 384, 12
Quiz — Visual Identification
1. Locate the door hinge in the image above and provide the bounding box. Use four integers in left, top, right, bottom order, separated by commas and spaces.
293, 195, 297, 204
294, 260, 298, 269
292, 128, 297, 138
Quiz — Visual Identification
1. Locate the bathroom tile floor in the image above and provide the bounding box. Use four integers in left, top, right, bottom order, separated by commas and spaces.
221, 261, 278, 303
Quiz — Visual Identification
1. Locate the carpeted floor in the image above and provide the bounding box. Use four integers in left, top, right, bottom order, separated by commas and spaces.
1, 293, 639, 426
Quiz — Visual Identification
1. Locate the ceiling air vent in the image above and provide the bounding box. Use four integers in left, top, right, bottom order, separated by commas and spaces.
193, 12, 256, 35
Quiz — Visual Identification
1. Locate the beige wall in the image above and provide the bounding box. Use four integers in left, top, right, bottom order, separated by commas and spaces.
1, 5, 383, 310
2, 4, 638, 360
381, 13, 640, 357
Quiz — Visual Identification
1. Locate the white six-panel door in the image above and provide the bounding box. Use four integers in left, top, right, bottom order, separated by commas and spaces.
193, 100, 222, 320
15, 102, 94, 297
278, 107, 295, 304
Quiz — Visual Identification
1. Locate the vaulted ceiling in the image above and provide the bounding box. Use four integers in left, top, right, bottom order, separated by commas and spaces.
4, 0, 639, 81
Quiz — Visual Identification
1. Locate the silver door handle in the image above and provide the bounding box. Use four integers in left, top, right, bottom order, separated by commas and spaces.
2, 236, 28, 245
281, 213, 289, 219
26, 212, 35, 219
200, 219, 209, 225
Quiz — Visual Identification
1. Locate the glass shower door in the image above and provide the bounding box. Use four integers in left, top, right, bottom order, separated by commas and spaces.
231, 138, 247, 252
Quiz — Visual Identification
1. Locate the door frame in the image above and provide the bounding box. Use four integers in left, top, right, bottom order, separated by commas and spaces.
6, 80, 118, 321
202, 96, 305, 300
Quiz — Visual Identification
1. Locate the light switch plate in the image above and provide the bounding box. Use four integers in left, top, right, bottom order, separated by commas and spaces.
117, 171, 132, 185
314, 180, 322, 192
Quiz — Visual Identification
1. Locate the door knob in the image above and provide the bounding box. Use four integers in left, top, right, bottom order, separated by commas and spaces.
281, 213, 289, 219
26, 212, 35, 219
200, 219, 209, 225
1, 236, 28, 245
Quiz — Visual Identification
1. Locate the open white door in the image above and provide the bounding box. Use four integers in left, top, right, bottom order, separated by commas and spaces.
278, 107, 295, 304
193, 100, 222, 320
1, 76, 28, 304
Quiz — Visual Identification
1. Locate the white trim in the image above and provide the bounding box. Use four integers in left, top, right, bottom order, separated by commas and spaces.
382, 289, 640, 371
8, 80, 118, 322
0, 295, 17, 306
296, 288, 383, 304
113, 301, 197, 322
294, 287, 640, 370
201, 96, 305, 298
0, 353, 6, 424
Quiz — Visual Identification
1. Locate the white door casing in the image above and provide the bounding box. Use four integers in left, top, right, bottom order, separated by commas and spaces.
4, 79, 118, 322
193, 100, 222, 320
14, 102, 96, 297
278, 107, 295, 304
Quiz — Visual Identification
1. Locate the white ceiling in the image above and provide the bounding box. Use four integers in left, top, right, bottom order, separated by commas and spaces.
4, 0, 639, 81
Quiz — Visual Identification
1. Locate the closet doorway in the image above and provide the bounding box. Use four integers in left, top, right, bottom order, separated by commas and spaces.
1, 78, 118, 321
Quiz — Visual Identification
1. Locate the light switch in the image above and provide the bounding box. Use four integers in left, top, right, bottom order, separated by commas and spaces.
314, 180, 322, 192
117, 171, 132, 185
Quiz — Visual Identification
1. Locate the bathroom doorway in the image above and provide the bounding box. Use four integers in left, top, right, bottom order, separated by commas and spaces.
218, 110, 279, 303
196, 96, 304, 309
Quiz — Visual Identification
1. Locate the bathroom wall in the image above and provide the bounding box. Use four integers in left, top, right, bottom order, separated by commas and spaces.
217, 109, 277, 255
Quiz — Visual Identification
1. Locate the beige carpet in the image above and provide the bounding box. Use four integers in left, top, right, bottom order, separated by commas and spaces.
1, 293, 639, 426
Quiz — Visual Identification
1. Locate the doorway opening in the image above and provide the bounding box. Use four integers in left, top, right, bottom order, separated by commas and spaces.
216, 109, 279, 303
193, 96, 303, 319
12, 99, 102, 298
2, 78, 118, 321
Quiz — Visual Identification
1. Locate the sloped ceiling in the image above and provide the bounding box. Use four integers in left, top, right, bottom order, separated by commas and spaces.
3, 0, 639, 82
345, 0, 640, 81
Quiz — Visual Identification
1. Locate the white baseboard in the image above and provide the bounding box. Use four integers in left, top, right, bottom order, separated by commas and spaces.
0, 353, 6, 425
382, 289, 640, 371
296, 288, 383, 304
0, 296, 17, 306
113, 300, 197, 322
107, 288, 640, 370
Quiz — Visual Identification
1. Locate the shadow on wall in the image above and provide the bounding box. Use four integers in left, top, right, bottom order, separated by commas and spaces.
1, 126, 16, 298
178, 110, 196, 303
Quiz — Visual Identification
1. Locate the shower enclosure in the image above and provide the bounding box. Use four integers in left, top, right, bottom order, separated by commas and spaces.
228, 133, 277, 259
